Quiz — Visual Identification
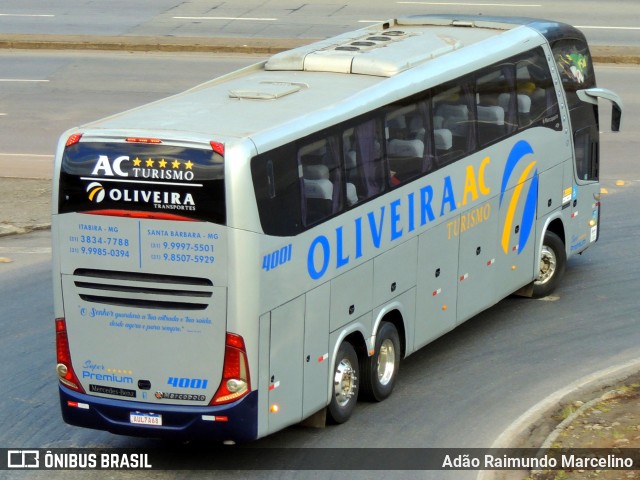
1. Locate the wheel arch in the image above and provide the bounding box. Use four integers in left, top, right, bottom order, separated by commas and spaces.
537, 216, 566, 269
546, 218, 566, 247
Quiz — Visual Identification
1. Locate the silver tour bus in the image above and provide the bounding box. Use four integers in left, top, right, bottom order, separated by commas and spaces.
52, 15, 622, 442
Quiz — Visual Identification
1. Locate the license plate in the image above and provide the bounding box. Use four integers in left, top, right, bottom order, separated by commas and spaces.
130, 412, 162, 426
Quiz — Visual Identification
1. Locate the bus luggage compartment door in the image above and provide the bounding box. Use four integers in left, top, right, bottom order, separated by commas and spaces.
264, 286, 332, 434
266, 296, 305, 433
457, 197, 499, 322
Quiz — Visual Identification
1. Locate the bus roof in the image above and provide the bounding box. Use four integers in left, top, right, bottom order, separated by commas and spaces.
76, 15, 579, 152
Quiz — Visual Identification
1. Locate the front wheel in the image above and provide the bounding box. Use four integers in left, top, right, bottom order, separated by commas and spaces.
360, 322, 401, 402
532, 231, 566, 298
327, 340, 359, 424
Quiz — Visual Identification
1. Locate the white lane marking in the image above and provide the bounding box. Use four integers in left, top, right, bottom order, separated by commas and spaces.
397, 2, 541, 6
0, 79, 50, 83
0, 14, 55, 17
576, 25, 640, 31
174, 16, 277, 21
0, 247, 52, 254
0, 153, 54, 158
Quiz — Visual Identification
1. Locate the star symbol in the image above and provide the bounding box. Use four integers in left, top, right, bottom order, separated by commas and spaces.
158, 159, 167, 168
172, 159, 181, 169
146, 158, 154, 168
184, 160, 194, 170
133, 157, 142, 167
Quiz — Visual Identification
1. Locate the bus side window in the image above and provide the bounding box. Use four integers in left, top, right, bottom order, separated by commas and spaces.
251, 143, 302, 236
386, 105, 422, 184
476, 63, 517, 147
384, 100, 434, 185
573, 127, 598, 181
299, 136, 344, 226
517, 48, 562, 131
342, 128, 359, 206
433, 81, 476, 166
345, 118, 387, 199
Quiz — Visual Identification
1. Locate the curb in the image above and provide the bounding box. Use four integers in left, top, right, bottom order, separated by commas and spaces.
477, 357, 640, 480
590, 45, 640, 65
0, 34, 313, 55
1, 34, 640, 64
0, 223, 51, 238
538, 387, 627, 451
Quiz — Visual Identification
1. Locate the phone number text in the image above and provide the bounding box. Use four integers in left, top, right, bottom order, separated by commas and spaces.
150, 253, 215, 264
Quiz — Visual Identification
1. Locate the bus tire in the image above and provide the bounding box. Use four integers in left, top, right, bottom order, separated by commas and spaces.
532, 231, 566, 298
327, 340, 359, 424
361, 322, 401, 402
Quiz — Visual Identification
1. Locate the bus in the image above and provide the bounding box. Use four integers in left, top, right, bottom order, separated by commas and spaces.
52, 15, 622, 443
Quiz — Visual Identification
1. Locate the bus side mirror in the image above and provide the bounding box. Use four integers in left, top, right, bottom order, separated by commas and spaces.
577, 87, 624, 132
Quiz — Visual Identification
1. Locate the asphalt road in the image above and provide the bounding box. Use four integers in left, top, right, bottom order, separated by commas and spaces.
0, 51, 638, 479
1, 0, 640, 46
0, 51, 264, 178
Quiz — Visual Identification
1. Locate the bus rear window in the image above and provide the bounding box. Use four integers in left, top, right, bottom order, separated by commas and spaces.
59, 142, 225, 224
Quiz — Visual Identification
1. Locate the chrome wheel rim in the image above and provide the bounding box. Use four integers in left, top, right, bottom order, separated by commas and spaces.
535, 245, 557, 286
334, 358, 357, 407
377, 338, 396, 386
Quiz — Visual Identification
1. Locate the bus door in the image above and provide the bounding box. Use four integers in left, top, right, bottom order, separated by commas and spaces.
552, 39, 623, 253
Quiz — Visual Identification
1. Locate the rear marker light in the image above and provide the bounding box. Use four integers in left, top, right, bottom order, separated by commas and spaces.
210, 141, 224, 156
126, 137, 162, 144
65, 133, 83, 147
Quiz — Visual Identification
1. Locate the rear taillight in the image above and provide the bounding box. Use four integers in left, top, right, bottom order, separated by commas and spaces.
65, 133, 83, 147
211, 333, 251, 405
210, 141, 224, 156
55, 318, 85, 393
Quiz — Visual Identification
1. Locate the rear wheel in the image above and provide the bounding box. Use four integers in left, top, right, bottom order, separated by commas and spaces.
361, 322, 401, 402
532, 231, 566, 298
327, 340, 359, 424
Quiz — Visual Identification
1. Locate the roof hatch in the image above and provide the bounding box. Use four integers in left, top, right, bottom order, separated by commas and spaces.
228, 81, 307, 100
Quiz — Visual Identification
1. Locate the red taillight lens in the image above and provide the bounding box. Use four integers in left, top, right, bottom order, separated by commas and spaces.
225, 332, 246, 350
210, 141, 224, 156
211, 333, 251, 405
55, 318, 85, 393
65, 133, 83, 147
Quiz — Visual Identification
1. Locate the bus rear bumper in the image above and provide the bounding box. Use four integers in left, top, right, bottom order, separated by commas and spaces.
59, 385, 259, 442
